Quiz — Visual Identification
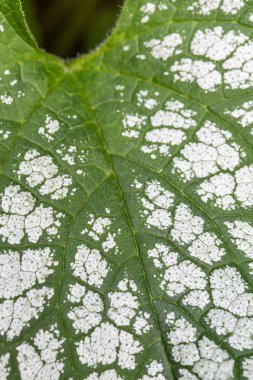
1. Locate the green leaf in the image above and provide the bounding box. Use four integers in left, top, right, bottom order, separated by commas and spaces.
1, 0, 253, 379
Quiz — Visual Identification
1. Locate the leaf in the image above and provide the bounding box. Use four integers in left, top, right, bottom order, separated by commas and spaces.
1, 0, 253, 379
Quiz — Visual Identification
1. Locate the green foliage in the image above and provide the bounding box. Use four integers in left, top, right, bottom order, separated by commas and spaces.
1, 0, 253, 379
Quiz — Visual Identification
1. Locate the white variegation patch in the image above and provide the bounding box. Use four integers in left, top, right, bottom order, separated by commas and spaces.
172, 121, 244, 182
108, 277, 151, 335
0, 248, 56, 341
243, 357, 253, 380
171, 26, 253, 92
133, 179, 175, 230
0, 354, 10, 380
197, 164, 253, 210
140, 2, 156, 23
0, 185, 63, 244
166, 313, 234, 379
39, 115, 60, 142
77, 322, 142, 369
81, 210, 121, 255
144, 33, 183, 61
71, 244, 110, 288
139, 360, 166, 380
67, 283, 103, 334
17, 149, 74, 200
225, 220, 253, 258
122, 113, 147, 139
171, 59, 222, 92
84, 370, 124, 380
17, 325, 64, 380
141, 99, 198, 159
148, 243, 208, 307
188, 0, 245, 15
171, 204, 204, 244
204, 264, 253, 352
225, 100, 253, 132
56, 144, 86, 167
136, 90, 158, 110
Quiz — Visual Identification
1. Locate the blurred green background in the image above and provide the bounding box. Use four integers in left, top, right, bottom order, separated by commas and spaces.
22, 0, 123, 58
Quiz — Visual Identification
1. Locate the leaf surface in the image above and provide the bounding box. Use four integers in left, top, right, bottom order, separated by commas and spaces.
0, 0, 253, 379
